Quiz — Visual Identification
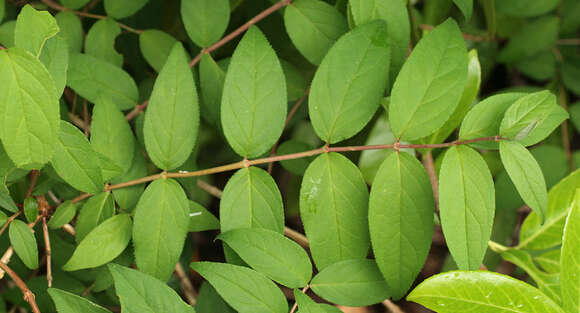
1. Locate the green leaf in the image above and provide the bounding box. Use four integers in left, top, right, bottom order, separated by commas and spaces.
188, 201, 219, 232
310, 259, 390, 306
85, 18, 123, 67
309, 21, 390, 144
55, 12, 83, 53
284, 0, 348, 65
109, 264, 195, 313
9, 219, 38, 269
220, 167, 284, 233
40, 35, 69, 97
139, 29, 177, 72
195, 282, 236, 313
453, 0, 473, 20
60, 0, 90, 10
191, 261, 287, 313
0, 47, 59, 169
369, 151, 434, 299
217, 228, 312, 288
300, 153, 370, 270
67, 53, 138, 111
561, 190, 580, 313
389, 19, 468, 141
51, 121, 103, 194
221, 26, 286, 157
277, 140, 314, 176
535, 250, 561, 274
440, 146, 494, 270
281, 60, 307, 102
111, 145, 147, 211
199, 54, 226, 127
48, 201, 77, 229
144, 43, 199, 170
293, 289, 342, 313
407, 271, 565, 313
459, 92, 526, 149
14, 5, 59, 57
91, 96, 136, 174
133, 178, 189, 281
0, 20, 15, 48
0, 211, 7, 227
0, 185, 18, 212
496, 0, 559, 17
75, 191, 115, 242
498, 16, 559, 64
181, 0, 229, 47
96, 152, 124, 181
23, 197, 37, 223
63, 214, 132, 271
561, 0, 580, 34
0, 0, 4, 22
48, 288, 112, 313
103, 0, 149, 19
499, 140, 547, 222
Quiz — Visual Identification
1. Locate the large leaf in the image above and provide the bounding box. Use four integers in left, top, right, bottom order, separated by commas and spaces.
144, 43, 199, 170
310, 259, 390, 306
48, 288, 112, 313
9, 219, 38, 269
133, 178, 189, 281
51, 121, 103, 194
300, 152, 370, 270
0, 47, 59, 169
181, 0, 229, 47
220, 26, 286, 158
75, 191, 114, 242
63, 214, 132, 271
85, 18, 122, 67
561, 190, 580, 313
369, 151, 433, 299
439, 146, 494, 270
217, 228, 312, 288
191, 262, 287, 313
14, 5, 59, 57
389, 19, 467, 141
407, 271, 565, 313
139, 29, 177, 72
103, 0, 149, 19
188, 201, 219, 232
309, 21, 390, 144
496, 0, 559, 17
284, 0, 348, 65
40, 35, 69, 97
108, 264, 195, 313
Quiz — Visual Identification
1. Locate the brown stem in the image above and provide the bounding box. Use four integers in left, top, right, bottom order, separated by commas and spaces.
0, 211, 22, 236
383, 299, 405, 313
0, 262, 41, 313
25, 170, 40, 199
284, 227, 309, 249
82, 99, 90, 137
174, 263, 197, 306
196, 180, 223, 198
42, 218, 52, 287
422, 151, 439, 212
125, 100, 148, 121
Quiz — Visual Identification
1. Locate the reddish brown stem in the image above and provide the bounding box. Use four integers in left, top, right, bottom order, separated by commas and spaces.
0, 262, 41, 313
422, 151, 439, 212
42, 217, 52, 287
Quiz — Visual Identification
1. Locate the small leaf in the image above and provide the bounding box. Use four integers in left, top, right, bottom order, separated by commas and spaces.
63, 214, 132, 271
221, 26, 286, 157
191, 261, 288, 313
217, 228, 312, 288
103, 0, 149, 19
85, 18, 123, 67
199, 54, 226, 127
300, 153, 370, 270
109, 264, 195, 313
407, 271, 565, 313
48, 201, 77, 229
23, 197, 37, 224
389, 19, 467, 141
9, 219, 38, 269
0, 211, 7, 227
40, 35, 69, 97
369, 151, 434, 299
277, 140, 314, 176
139, 29, 177, 72
15, 5, 59, 57
188, 201, 219, 232
561, 190, 580, 313
310, 259, 390, 306
144, 43, 199, 170
453, 0, 473, 20
48, 288, 112, 313
75, 191, 115, 242
133, 178, 189, 281
55, 12, 83, 53
181, 0, 229, 47
500, 140, 547, 222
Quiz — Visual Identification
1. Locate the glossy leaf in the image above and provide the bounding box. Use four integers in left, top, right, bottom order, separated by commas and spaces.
14, 5, 59, 57
300, 153, 370, 270
561, 191, 580, 313
181, 0, 229, 47
369, 151, 434, 299
9, 219, 38, 269
40, 35, 69, 97
47, 201, 77, 229
133, 178, 189, 281
221, 26, 286, 157
55, 12, 83, 53
144, 43, 199, 170
389, 19, 467, 141
199, 54, 226, 127
85, 18, 122, 67
48, 288, 112, 313
188, 201, 219, 232
139, 29, 177, 72
75, 191, 114, 242
103, 0, 149, 19
191, 261, 287, 313
284, 0, 348, 65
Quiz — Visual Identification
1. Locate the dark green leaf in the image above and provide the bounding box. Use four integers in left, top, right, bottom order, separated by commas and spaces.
75, 191, 114, 242
277, 140, 313, 176
48, 288, 112, 313
47, 201, 77, 229
181, 0, 229, 47
59, 0, 90, 10
23, 197, 37, 223
188, 201, 219, 232
9, 219, 38, 269
0, 185, 18, 213
139, 29, 177, 72
103, 0, 149, 19
496, 0, 559, 17
85, 18, 122, 67
195, 282, 235, 313
453, 0, 473, 20
199, 54, 226, 127
498, 16, 558, 64
111, 145, 147, 211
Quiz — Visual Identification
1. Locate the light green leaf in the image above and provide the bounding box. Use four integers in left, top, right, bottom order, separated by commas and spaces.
96, 151, 124, 181
407, 271, 565, 313
67, 53, 138, 111
217, 228, 312, 288
40, 35, 69, 97
498, 16, 559, 64
109, 264, 195, 313
85, 18, 123, 67
199, 54, 226, 127
181, 0, 229, 47
309, 21, 389, 143
63, 214, 132, 271
91, 96, 136, 174
535, 250, 561, 274
133, 178, 189, 281
0, 47, 59, 169
561, 191, 580, 313
139, 29, 177, 72
284, 0, 348, 65
9, 219, 38, 269
294, 289, 343, 313
0, 20, 15, 47
75, 191, 114, 242
310, 259, 390, 306
55, 12, 83, 53
389, 19, 468, 141
15, 5, 59, 57
0, 211, 7, 227
144, 43, 199, 170
220, 167, 284, 233
191, 261, 287, 313
48, 288, 112, 313
496, 0, 559, 17
440, 146, 494, 270
111, 145, 147, 211
195, 282, 236, 313
48, 201, 77, 229
60, 0, 90, 10
188, 201, 219, 232
370, 151, 434, 299
500, 140, 547, 222
221, 26, 286, 158
51, 121, 103, 194
300, 153, 370, 270
453, 0, 473, 20
103, 0, 149, 19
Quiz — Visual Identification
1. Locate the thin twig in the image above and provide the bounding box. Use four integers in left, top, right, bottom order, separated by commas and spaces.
42, 217, 52, 287
284, 227, 309, 249
419, 24, 492, 42
383, 299, 405, 313
174, 263, 197, 306
422, 151, 439, 212
196, 180, 223, 198
289, 285, 310, 313
0, 211, 22, 237
25, 170, 40, 198
0, 262, 41, 313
